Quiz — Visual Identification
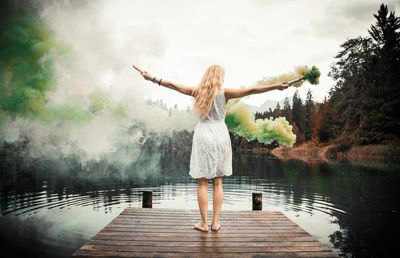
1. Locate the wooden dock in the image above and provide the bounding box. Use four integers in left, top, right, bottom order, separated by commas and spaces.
72, 207, 338, 257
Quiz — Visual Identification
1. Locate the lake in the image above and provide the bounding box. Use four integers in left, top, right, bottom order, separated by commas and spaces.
1, 149, 399, 257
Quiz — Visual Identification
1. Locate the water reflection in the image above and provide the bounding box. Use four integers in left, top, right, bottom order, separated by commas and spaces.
1, 150, 400, 257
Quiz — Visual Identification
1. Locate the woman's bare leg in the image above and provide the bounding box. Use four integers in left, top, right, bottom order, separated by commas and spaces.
212, 176, 223, 230
194, 177, 209, 232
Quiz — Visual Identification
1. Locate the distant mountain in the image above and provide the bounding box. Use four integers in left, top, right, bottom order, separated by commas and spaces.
244, 98, 292, 114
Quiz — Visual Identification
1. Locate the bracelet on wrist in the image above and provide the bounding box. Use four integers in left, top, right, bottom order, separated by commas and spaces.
152, 77, 156, 83
158, 78, 162, 85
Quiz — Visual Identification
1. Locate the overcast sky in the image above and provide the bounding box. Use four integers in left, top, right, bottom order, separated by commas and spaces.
31, 0, 400, 109
101, 0, 398, 109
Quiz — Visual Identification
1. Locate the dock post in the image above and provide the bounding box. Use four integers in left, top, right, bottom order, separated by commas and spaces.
142, 191, 153, 208
252, 192, 262, 210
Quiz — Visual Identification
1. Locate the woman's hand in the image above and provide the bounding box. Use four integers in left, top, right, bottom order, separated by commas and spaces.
132, 65, 154, 82
276, 81, 290, 91
141, 70, 154, 82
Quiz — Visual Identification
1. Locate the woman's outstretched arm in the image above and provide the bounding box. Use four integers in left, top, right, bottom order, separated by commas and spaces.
157, 79, 195, 97
137, 67, 195, 97
224, 82, 290, 101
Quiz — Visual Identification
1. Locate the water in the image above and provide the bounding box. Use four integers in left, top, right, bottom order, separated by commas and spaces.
1, 150, 399, 257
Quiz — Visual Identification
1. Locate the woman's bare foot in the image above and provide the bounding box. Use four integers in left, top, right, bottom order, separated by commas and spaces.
194, 222, 209, 232
211, 223, 221, 231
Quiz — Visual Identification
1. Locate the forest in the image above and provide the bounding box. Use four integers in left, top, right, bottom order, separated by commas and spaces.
258, 4, 399, 146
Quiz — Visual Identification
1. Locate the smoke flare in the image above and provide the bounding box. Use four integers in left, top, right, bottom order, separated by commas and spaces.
256, 65, 321, 87
224, 65, 321, 147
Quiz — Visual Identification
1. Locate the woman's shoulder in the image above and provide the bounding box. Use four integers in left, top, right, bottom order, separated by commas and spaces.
222, 87, 236, 100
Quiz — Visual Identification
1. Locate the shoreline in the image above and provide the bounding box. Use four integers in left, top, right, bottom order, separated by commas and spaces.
269, 142, 336, 164
269, 142, 400, 163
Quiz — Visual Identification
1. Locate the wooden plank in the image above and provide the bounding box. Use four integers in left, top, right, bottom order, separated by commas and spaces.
116, 215, 293, 220
96, 232, 311, 238
123, 208, 282, 213
122, 209, 283, 216
77, 245, 332, 252
107, 223, 300, 228
99, 228, 305, 233
116, 218, 292, 222
115, 217, 294, 224
92, 235, 318, 242
117, 214, 288, 221
71, 208, 338, 257
110, 217, 296, 222
114, 216, 295, 221
120, 212, 287, 216
73, 250, 338, 257
86, 239, 329, 247
114, 217, 292, 223
122, 211, 284, 216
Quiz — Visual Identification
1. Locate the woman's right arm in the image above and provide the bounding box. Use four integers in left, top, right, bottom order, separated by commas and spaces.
138, 69, 195, 97
224, 82, 290, 101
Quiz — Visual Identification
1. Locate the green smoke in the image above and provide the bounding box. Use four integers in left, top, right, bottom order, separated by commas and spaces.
225, 65, 322, 147
256, 65, 321, 88
301, 65, 320, 85
0, 15, 90, 123
225, 100, 296, 147
88, 89, 127, 117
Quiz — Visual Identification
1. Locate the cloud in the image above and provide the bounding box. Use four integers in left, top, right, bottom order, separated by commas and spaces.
310, 0, 400, 39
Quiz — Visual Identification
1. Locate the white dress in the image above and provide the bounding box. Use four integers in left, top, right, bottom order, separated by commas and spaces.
189, 88, 233, 179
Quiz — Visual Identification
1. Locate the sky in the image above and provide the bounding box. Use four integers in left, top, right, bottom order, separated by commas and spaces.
97, 0, 399, 109
4, 0, 400, 110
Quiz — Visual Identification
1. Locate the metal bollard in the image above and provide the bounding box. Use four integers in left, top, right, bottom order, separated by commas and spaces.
252, 192, 262, 210
142, 191, 153, 208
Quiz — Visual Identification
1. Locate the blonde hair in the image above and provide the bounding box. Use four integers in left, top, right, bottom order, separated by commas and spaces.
193, 64, 225, 119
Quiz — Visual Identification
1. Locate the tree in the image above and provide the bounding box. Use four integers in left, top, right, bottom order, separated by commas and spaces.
292, 90, 304, 133
365, 4, 400, 143
273, 102, 282, 117
328, 4, 400, 144
282, 96, 292, 122
368, 4, 400, 52
255, 111, 263, 120
304, 89, 314, 141
312, 97, 334, 143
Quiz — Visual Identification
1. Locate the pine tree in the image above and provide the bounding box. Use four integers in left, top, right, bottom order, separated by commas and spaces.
273, 102, 282, 117
328, 4, 400, 144
292, 90, 304, 133
304, 89, 314, 141
268, 108, 273, 119
312, 97, 334, 143
365, 4, 400, 143
282, 96, 292, 122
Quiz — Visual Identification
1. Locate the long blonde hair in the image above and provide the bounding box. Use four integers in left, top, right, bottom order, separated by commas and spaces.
193, 64, 225, 119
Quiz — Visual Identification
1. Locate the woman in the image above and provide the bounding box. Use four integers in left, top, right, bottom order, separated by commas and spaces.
136, 64, 289, 232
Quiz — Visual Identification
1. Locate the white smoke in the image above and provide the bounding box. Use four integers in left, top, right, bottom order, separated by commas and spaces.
0, 0, 198, 173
